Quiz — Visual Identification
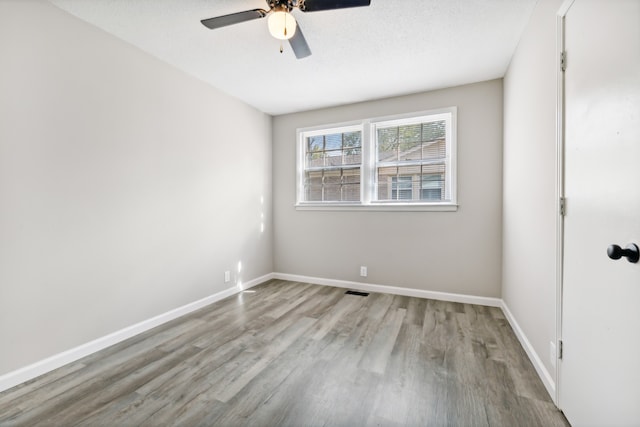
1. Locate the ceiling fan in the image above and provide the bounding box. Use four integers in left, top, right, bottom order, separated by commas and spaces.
200, 0, 372, 59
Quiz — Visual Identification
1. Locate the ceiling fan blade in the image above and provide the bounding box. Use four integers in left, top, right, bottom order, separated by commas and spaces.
201, 9, 268, 30
299, 0, 371, 12
289, 25, 311, 59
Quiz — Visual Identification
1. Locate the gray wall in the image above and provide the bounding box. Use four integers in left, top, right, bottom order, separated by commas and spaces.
502, 0, 564, 384
0, 0, 273, 376
273, 80, 503, 297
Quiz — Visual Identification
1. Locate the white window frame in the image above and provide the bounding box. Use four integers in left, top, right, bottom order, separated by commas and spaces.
296, 122, 365, 205
296, 107, 457, 211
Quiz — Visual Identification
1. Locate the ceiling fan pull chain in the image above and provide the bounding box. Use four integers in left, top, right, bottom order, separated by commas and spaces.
284, 13, 288, 38
280, 42, 284, 53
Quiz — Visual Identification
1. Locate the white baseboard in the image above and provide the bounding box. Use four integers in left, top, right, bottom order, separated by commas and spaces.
0, 273, 273, 393
273, 273, 502, 307
274, 273, 556, 402
1, 272, 554, 407
500, 300, 556, 402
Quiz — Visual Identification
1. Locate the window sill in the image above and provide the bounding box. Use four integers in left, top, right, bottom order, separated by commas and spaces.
294, 203, 458, 212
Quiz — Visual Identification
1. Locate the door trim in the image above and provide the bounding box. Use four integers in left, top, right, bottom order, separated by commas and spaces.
555, 0, 575, 410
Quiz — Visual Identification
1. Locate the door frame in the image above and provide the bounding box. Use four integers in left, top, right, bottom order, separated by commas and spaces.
554, 0, 575, 410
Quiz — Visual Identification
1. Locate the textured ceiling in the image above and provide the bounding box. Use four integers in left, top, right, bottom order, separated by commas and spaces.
48, 0, 537, 115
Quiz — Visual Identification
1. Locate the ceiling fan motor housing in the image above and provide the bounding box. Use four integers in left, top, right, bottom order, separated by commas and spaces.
268, 0, 297, 13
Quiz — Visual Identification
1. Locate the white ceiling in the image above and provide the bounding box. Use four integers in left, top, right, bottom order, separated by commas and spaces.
48, 0, 537, 115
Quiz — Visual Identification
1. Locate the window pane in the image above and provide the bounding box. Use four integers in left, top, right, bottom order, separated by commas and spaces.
377, 168, 417, 201
305, 185, 323, 201
376, 166, 396, 201
326, 151, 343, 166
421, 188, 442, 200
308, 135, 324, 151
392, 176, 412, 200
377, 127, 398, 162
421, 174, 444, 201
342, 169, 360, 184
325, 134, 342, 151
396, 176, 412, 189
301, 128, 363, 203
323, 184, 341, 201
324, 169, 341, 185
343, 131, 361, 149
423, 140, 445, 160
304, 171, 321, 201
398, 141, 422, 161
378, 179, 390, 200
343, 148, 361, 166
398, 164, 420, 176
423, 120, 446, 141
421, 174, 443, 189
341, 183, 360, 201
422, 164, 445, 175
304, 171, 322, 185
398, 124, 421, 144
307, 151, 325, 168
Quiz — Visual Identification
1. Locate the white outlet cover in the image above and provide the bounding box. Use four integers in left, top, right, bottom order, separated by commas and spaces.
549, 341, 556, 367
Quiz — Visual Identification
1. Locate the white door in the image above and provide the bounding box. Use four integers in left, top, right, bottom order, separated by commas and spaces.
560, 0, 640, 425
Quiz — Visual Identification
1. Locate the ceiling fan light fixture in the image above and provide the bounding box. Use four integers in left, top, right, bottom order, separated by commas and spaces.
267, 11, 297, 40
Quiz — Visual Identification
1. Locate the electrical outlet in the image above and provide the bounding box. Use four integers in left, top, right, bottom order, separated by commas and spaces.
360, 266, 368, 277
224, 271, 231, 283
550, 341, 556, 367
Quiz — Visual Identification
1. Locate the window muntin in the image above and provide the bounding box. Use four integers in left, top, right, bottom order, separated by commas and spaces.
297, 108, 456, 209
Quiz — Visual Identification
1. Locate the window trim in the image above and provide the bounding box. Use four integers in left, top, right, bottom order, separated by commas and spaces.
296, 122, 365, 205
296, 107, 457, 211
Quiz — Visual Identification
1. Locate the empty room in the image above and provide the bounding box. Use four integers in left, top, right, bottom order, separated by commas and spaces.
0, 0, 638, 425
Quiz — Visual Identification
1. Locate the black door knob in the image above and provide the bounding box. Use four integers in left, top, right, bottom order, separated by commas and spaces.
607, 243, 639, 263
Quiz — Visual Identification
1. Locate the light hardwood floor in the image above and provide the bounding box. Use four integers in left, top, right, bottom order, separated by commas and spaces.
0, 280, 569, 426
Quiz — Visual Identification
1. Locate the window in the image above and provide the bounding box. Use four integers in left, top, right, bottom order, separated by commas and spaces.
297, 108, 456, 211
302, 126, 362, 202
375, 115, 449, 203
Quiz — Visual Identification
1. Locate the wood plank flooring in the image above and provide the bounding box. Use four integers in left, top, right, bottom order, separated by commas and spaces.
0, 280, 569, 426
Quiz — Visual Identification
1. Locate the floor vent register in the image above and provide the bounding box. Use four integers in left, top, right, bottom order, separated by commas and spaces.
345, 290, 369, 297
